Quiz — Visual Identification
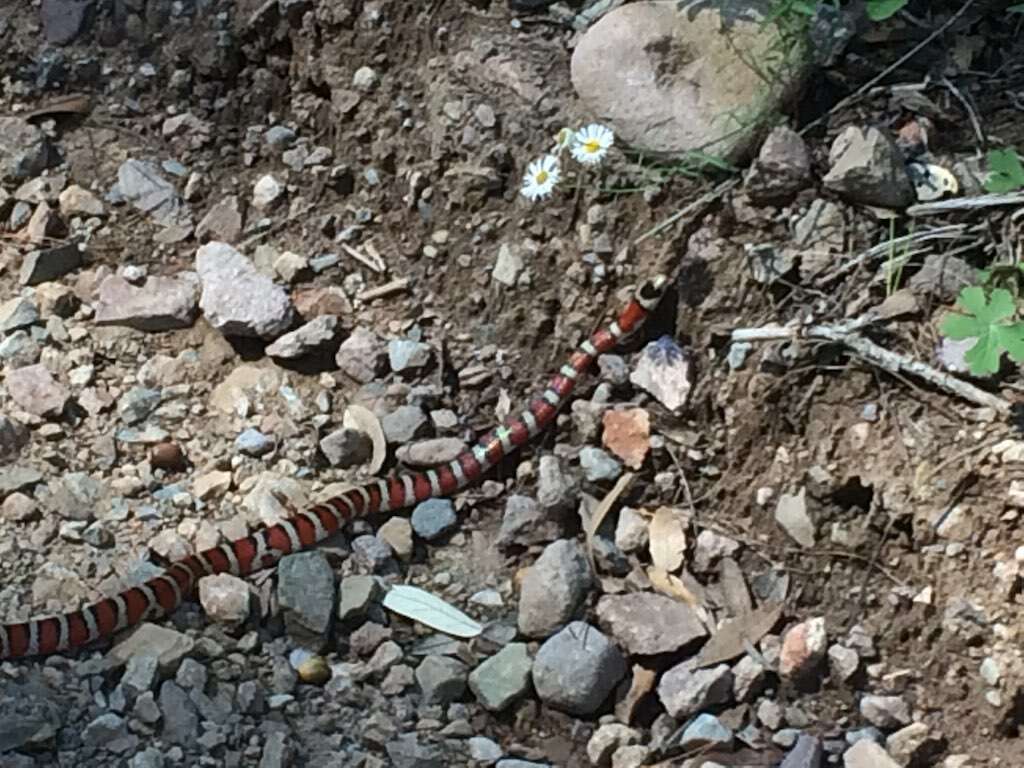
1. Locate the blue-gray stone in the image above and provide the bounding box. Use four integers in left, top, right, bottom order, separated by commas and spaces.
118, 386, 162, 425
411, 498, 456, 540
780, 733, 823, 768
277, 551, 336, 651
531, 622, 626, 715
680, 713, 733, 751
469, 643, 532, 712
579, 446, 622, 482
235, 428, 274, 457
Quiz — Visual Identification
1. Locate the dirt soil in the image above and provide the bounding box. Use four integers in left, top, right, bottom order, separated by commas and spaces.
4, 0, 1024, 766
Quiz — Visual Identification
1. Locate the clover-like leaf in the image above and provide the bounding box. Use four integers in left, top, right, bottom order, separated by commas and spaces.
940, 286, 1024, 376
984, 148, 1024, 194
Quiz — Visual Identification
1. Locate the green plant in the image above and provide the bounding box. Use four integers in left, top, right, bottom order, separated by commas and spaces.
940, 286, 1024, 376
983, 148, 1024, 194
866, 0, 909, 21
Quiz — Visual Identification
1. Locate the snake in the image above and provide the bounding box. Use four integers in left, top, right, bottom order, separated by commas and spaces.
0, 276, 668, 660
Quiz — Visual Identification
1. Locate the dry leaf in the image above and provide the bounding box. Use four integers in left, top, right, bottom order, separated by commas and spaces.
688, 602, 784, 670
648, 506, 687, 572
383, 585, 482, 638
646, 567, 699, 608
343, 403, 387, 474
615, 664, 657, 724
584, 472, 635, 577
719, 557, 753, 616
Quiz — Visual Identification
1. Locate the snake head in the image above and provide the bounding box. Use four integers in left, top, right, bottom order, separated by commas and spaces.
636, 274, 669, 310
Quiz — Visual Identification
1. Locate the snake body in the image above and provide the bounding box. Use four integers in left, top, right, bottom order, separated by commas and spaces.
0, 277, 667, 660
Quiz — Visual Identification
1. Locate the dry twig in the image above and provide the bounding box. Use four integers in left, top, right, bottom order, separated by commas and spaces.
731, 319, 1012, 414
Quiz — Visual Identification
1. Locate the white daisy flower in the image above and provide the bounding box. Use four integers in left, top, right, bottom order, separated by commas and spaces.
571, 123, 614, 165
520, 155, 560, 201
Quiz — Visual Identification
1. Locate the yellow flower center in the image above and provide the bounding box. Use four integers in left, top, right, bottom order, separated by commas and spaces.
536, 169, 549, 184
583, 139, 601, 154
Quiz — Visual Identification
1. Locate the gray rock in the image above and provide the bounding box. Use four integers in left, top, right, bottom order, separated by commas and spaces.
158, 681, 198, 747
468, 736, 503, 764
337, 574, 384, 622
468, 643, 533, 712
95, 273, 201, 331
107, 623, 195, 673
496, 762, 550, 768
20, 243, 84, 286
335, 326, 387, 383
5, 363, 68, 417
828, 644, 860, 683
117, 386, 162, 425
264, 126, 297, 148
81, 712, 129, 749
680, 713, 733, 751
614, 507, 648, 553
415, 655, 468, 705
657, 663, 733, 719
0, 330, 40, 367
537, 455, 575, 511
823, 125, 915, 208
389, 338, 434, 375
252, 174, 285, 210
259, 731, 290, 768
492, 243, 524, 287
115, 160, 190, 228
58, 184, 104, 217
237, 680, 266, 715
596, 593, 707, 655
0, 415, 30, 461
0, 297, 39, 332
517, 539, 592, 638
859, 694, 911, 729
266, 315, 339, 359
320, 427, 372, 468
0, 118, 55, 181
571, 2, 804, 160
775, 487, 815, 548
197, 572, 250, 626
121, 653, 160, 701
842, 740, 900, 768
532, 622, 627, 715
496, 494, 562, 549
381, 405, 429, 445
0, 465, 43, 496
351, 534, 397, 573
385, 733, 444, 768
579, 446, 622, 482
236, 428, 274, 457
277, 551, 335, 651
411, 498, 457, 540
130, 747, 166, 768
196, 241, 295, 339
744, 125, 811, 204
396, 437, 465, 467
195, 196, 243, 243
780, 734, 823, 768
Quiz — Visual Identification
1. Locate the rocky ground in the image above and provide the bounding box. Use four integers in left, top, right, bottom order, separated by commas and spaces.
3, 0, 1024, 767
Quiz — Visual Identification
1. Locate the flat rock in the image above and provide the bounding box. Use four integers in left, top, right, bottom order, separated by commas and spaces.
114, 159, 191, 228
5, 363, 68, 417
335, 326, 387, 383
469, 642, 533, 712
596, 593, 707, 655
571, 2, 805, 160
265, 315, 339, 359
843, 740, 900, 768
94, 273, 201, 331
20, 243, 84, 286
657, 662, 733, 719
196, 241, 295, 339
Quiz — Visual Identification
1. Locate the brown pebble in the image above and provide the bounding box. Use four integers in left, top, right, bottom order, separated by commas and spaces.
151, 441, 186, 471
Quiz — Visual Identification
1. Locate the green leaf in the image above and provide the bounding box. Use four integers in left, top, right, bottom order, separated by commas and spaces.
984, 148, 1024, 193
866, 0, 908, 21
940, 287, 1024, 376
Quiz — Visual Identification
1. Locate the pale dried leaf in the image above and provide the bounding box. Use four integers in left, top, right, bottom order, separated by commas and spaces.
646, 566, 700, 608
719, 557, 753, 616
343, 403, 387, 474
495, 388, 512, 423
585, 472, 635, 578
648, 506, 687, 572
383, 585, 483, 639
688, 602, 784, 670
615, 664, 657, 724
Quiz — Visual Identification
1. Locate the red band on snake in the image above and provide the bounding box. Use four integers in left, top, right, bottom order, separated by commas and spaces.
0, 276, 668, 660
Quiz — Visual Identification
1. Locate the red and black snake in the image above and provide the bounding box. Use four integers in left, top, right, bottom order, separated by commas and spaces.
0, 276, 668, 660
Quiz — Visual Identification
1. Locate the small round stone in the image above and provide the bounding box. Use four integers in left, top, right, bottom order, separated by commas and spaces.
150, 441, 186, 471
